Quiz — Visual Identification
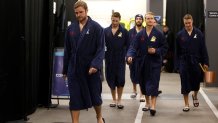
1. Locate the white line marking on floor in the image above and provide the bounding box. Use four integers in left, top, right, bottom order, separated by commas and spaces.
102, 93, 144, 123
134, 102, 145, 123
199, 88, 218, 119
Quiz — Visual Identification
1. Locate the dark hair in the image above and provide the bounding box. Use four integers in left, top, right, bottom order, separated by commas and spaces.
112, 12, 121, 19
135, 14, 144, 21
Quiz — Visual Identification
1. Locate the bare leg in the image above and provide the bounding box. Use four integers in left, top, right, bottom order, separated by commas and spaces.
192, 91, 199, 107
117, 87, 124, 105
117, 87, 124, 109
139, 86, 145, 102
182, 94, 190, 111
150, 96, 157, 116
70, 110, 80, 123
193, 91, 198, 98
131, 83, 137, 98
183, 94, 189, 107
94, 105, 104, 123
145, 95, 150, 107
150, 96, 157, 110
110, 88, 117, 103
133, 83, 137, 93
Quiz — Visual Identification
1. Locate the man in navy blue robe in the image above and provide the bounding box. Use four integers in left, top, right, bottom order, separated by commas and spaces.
175, 14, 209, 112
62, 1, 105, 123
128, 14, 145, 102
127, 12, 168, 116
104, 12, 129, 109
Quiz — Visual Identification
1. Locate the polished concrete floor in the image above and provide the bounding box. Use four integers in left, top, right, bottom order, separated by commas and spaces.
7, 68, 218, 123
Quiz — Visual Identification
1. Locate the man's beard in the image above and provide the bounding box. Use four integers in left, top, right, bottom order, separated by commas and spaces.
136, 23, 142, 27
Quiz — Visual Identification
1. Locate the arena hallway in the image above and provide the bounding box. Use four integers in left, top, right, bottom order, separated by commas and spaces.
7, 68, 218, 123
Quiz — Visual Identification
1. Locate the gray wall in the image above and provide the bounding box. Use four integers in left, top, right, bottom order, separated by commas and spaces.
149, 0, 163, 22
205, 0, 218, 86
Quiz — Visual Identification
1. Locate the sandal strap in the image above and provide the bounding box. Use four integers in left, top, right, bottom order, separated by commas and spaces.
183, 107, 190, 112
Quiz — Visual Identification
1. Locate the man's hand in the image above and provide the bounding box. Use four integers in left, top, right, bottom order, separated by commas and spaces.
88, 67, 97, 75
63, 74, 67, 80
203, 64, 209, 71
148, 48, 156, 54
127, 57, 133, 64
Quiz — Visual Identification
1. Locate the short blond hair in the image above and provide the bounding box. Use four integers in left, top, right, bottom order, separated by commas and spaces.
145, 12, 155, 19
183, 14, 193, 20
74, 0, 88, 10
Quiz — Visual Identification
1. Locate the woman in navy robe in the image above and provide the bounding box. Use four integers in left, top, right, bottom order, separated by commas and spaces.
127, 12, 168, 116
104, 12, 129, 109
175, 14, 209, 112
62, 1, 105, 123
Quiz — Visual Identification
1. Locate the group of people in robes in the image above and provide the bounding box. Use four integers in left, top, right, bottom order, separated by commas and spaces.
62, 1, 209, 122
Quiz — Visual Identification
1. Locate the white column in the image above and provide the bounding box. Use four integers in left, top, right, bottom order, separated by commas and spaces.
163, 0, 167, 25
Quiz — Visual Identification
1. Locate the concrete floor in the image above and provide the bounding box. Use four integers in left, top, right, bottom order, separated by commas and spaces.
7, 69, 218, 123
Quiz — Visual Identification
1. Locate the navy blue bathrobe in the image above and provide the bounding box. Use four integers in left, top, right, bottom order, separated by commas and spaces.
104, 25, 129, 90
127, 27, 168, 96
175, 27, 209, 94
63, 17, 105, 110
128, 26, 141, 84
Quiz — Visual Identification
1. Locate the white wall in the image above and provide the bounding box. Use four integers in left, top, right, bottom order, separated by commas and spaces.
84, 0, 147, 27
